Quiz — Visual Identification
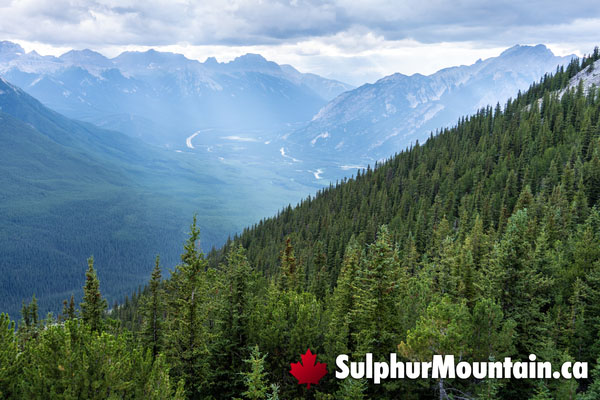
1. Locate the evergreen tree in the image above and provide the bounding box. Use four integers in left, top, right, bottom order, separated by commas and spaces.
352, 226, 401, 358
325, 238, 362, 363
166, 216, 210, 399
144, 354, 176, 400
210, 244, 255, 397
242, 345, 269, 400
470, 298, 515, 361
19, 295, 38, 333
142, 256, 164, 359
309, 240, 330, 300
480, 210, 552, 356
399, 296, 473, 400
335, 378, 366, 400
30, 295, 38, 327
80, 256, 107, 332
68, 294, 76, 319
579, 359, 600, 399
279, 237, 302, 292
0, 314, 18, 398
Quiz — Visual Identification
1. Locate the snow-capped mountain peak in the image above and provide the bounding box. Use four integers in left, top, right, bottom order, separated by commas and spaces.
0, 41, 25, 61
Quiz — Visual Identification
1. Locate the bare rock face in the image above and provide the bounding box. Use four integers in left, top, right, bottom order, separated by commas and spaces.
562, 59, 600, 95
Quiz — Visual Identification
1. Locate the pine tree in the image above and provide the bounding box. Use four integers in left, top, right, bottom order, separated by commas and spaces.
530, 381, 552, 400
398, 296, 472, 400
80, 256, 107, 332
173, 379, 187, 400
399, 295, 472, 359
470, 298, 515, 361
242, 345, 269, 400
457, 240, 476, 307
144, 353, 175, 400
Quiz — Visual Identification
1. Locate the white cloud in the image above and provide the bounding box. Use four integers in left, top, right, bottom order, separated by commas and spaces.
1, 0, 598, 85
222, 136, 259, 142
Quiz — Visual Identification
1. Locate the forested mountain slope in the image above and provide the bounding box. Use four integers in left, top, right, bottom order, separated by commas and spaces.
226, 55, 600, 282
2, 50, 600, 400
0, 76, 306, 319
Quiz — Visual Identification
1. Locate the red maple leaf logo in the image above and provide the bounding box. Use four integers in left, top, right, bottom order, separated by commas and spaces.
289, 349, 327, 389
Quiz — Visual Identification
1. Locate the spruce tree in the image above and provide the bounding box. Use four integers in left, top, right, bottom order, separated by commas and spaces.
210, 244, 254, 398
352, 226, 401, 358
166, 216, 210, 399
142, 255, 164, 359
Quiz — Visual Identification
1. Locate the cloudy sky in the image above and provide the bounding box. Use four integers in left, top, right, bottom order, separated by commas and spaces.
1, 0, 599, 85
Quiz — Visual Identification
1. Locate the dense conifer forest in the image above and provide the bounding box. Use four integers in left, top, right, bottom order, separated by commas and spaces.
1, 49, 600, 399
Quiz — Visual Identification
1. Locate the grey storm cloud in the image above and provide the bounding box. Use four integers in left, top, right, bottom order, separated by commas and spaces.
0, 0, 598, 47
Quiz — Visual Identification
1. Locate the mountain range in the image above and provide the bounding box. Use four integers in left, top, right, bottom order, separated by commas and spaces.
0, 41, 353, 145
0, 42, 574, 174
289, 44, 574, 164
